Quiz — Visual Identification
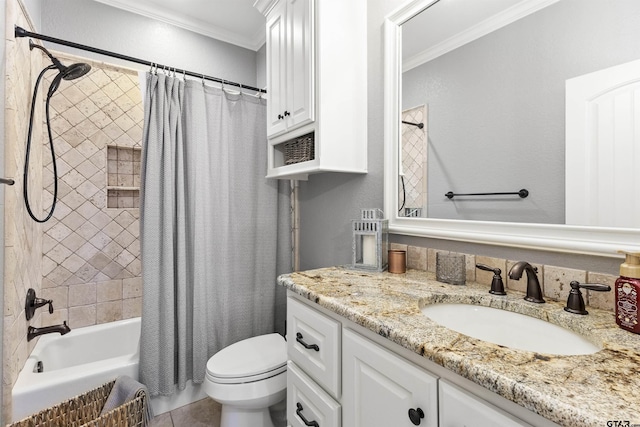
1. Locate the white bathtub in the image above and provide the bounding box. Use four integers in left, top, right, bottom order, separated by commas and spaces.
12, 318, 140, 421
11, 317, 206, 421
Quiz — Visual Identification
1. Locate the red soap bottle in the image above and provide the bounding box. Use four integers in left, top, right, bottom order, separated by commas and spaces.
615, 251, 640, 334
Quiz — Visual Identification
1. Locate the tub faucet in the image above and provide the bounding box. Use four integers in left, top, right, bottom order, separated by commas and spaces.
27, 321, 71, 342
508, 261, 545, 303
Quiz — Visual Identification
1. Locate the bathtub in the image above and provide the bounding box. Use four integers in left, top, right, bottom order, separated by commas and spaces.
12, 318, 140, 421
12, 317, 207, 421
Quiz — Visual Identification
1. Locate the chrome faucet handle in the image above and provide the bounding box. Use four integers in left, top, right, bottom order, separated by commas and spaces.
475, 264, 506, 295
564, 281, 611, 315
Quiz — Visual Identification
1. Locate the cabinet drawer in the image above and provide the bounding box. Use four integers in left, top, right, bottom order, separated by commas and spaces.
439, 380, 532, 427
287, 361, 341, 427
287, 297, 341, 398
342, 328, 438, 427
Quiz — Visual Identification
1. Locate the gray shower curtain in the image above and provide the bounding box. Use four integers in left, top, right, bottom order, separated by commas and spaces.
139, 73, 290, 396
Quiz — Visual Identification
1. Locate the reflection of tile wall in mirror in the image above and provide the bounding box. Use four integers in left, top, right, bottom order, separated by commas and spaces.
107, 146, 141, 208
400, 105, 427, 217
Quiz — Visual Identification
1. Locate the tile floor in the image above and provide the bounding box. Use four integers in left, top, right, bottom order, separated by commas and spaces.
149, 399, 287, 427
149, 399, 221, 427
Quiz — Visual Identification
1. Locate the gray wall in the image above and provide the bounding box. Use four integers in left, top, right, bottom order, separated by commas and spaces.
298, 0, 620, 276
297, 0, 406, 270
403, 0, 640, 224
256, 43, 266, 89
37, 0, 258, 87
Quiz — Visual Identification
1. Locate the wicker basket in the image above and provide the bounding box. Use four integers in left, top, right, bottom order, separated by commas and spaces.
284, 133, 315, 165
9, 380, 147, 427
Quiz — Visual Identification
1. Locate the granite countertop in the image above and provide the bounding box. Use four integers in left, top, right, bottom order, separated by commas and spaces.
278, 266, 640, 427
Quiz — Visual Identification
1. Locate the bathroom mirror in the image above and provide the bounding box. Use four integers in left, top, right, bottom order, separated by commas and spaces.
383, 0, 640, 257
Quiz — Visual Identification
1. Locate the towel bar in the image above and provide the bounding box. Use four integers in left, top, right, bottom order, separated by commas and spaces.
445, 189, 529, 199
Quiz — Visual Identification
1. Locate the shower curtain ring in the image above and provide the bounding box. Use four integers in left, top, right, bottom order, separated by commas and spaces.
239, 83, 243, 94
202, 75, 205, 86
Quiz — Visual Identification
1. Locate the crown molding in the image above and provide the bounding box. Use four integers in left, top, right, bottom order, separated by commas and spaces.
403, 0, 560, 72
94, 0, 265, 51
253, 0, 279, 16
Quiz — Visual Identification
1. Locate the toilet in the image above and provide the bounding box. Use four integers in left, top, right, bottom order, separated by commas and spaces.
204, 333, 287, 427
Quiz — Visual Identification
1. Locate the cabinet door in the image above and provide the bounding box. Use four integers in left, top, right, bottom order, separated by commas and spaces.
266, 0, 287, 136
285, 0, 314, 130
342, 329, 438, 427
439, 380, 531, 427
288, 361, 341, 427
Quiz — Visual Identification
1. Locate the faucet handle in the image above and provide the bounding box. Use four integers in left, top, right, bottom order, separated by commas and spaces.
25, 288, 54, 321
475, 264, 506, 295
564, 281, 611, 315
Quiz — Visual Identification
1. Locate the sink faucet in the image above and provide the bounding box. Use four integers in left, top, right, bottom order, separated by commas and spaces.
27, 321, 71, 342
508, 261, 545, 303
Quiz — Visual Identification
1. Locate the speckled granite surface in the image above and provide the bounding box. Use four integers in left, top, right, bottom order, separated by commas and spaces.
278, 267, 640, 427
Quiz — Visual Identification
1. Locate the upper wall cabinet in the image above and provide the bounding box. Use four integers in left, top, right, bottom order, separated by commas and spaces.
256, 0, 368, 180
266, 0, 314, 137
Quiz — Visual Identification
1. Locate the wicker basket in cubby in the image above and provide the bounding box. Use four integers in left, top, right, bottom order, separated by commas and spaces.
284, 133, 315, 165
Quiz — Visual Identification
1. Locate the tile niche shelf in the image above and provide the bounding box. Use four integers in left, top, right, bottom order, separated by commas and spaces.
107, 145, 141, 209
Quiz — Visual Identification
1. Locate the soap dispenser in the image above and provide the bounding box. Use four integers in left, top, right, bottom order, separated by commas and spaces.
615, 251, 640, 334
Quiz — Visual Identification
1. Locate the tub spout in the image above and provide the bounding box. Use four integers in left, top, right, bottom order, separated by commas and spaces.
27, 321, 71, 341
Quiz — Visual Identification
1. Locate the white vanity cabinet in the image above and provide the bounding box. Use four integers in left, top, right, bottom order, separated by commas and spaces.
439, 380, 531, 427
286, 296, 341, 427
285, 292, 548, 427
342, 328, 438, 427
256, 0, 368, 180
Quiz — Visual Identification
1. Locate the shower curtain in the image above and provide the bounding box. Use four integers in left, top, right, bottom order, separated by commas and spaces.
139, 73, 291, 396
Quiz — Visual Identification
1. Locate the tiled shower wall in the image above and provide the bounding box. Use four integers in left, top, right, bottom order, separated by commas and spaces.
40, 54, 143, 328
400, 106, 427, 217
3, 0, 44, 421
3, 0, 144, 420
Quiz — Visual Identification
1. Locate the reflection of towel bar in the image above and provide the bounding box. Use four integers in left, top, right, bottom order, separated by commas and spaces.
0, 178, 14, 186
445, 189, 529, 199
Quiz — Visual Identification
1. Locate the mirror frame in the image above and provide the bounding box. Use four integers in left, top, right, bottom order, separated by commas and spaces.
383, 0, 640, 258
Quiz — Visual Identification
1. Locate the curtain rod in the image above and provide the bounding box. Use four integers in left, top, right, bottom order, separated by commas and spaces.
14, 26, 266, 94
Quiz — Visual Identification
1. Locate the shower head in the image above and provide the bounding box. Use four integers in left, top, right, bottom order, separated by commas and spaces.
29, 39, 91, 87
60, 62, 91, 80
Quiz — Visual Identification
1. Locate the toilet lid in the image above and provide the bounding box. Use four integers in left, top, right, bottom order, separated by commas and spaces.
206, 333, 287, 382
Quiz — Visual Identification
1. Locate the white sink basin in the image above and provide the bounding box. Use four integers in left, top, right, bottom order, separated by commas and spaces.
421, 303, 600, 355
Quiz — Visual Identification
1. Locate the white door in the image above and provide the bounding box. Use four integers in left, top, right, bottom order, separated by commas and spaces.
566, 59, 640, 227
342, 329, 438, 427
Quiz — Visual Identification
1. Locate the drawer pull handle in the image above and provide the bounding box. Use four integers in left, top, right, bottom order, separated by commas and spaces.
296, 332, 319, 351
408, 407, 424, 425
296, 402, 320, 427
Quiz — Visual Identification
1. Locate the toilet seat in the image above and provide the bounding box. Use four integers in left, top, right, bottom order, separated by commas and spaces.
206, 333, 286, 384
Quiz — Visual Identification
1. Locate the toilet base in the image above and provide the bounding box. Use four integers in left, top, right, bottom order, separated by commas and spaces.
220, 404, 277, 427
